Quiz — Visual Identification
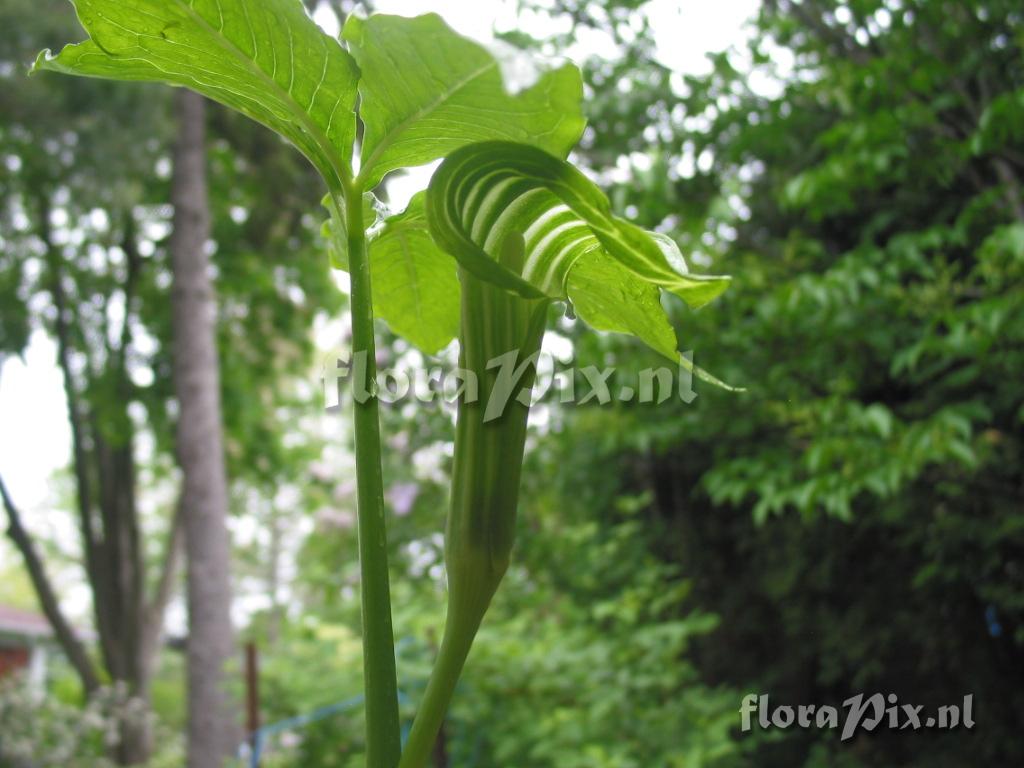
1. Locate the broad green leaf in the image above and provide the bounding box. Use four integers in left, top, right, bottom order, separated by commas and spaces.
565, 257, 680, 360
426, 141, 731, 305
366, 193, 461, 354
33, 0, 359, 185
342, 13, 585, 188
567, 258, 741, 390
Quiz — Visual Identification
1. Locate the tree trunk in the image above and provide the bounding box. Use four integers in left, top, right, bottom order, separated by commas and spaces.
169, 88, 238, 768
265, 500, 283, 645
117, 695, 154, 765
31, 197, 177, 766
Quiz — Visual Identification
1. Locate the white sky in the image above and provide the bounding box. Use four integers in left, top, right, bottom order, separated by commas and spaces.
0, 0, 758, 592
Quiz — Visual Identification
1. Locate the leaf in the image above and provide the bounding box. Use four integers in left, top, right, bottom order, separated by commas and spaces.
566, 258, 679, 360
33, 0, 359, 185
342, 13, 585, 188
366, 193, 461, 354
568, 258, 741, 391
426, 141, 738, 388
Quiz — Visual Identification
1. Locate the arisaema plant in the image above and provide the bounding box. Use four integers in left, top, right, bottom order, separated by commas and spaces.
34, 2, 736, 766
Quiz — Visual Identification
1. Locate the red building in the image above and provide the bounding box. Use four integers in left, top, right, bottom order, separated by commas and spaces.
0, 604, 53, 690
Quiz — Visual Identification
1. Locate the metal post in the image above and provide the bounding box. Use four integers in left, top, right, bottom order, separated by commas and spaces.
245, 642, 260, 760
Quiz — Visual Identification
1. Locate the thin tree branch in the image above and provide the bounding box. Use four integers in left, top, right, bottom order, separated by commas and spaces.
36, 193, 120, 677
37, 197, 102, 569
141, 497, 184, 669
1, 473, 101, 694
116, 211, 142, 369
993, 158, 1024, 223
770, 0, 872, 65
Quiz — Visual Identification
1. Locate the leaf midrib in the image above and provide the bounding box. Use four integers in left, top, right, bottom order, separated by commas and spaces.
357, 59, 497, 185
173, 0, 353, 188
396, 229, 424, 331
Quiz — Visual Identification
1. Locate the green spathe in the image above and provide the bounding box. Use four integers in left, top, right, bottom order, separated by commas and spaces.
419, 141, 738, 387
394, 144, 737, 766
399, 234, 550, 768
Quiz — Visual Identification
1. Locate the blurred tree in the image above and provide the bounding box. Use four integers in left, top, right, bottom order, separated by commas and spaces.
1, 4, 180, 760
167, 89, 237, 768
0, 0, 342, 763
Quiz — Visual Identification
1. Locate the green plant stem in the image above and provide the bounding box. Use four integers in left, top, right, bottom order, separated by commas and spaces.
398, 255, 550, 768
340, 183, 402, 768
398, 602, 482, 768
